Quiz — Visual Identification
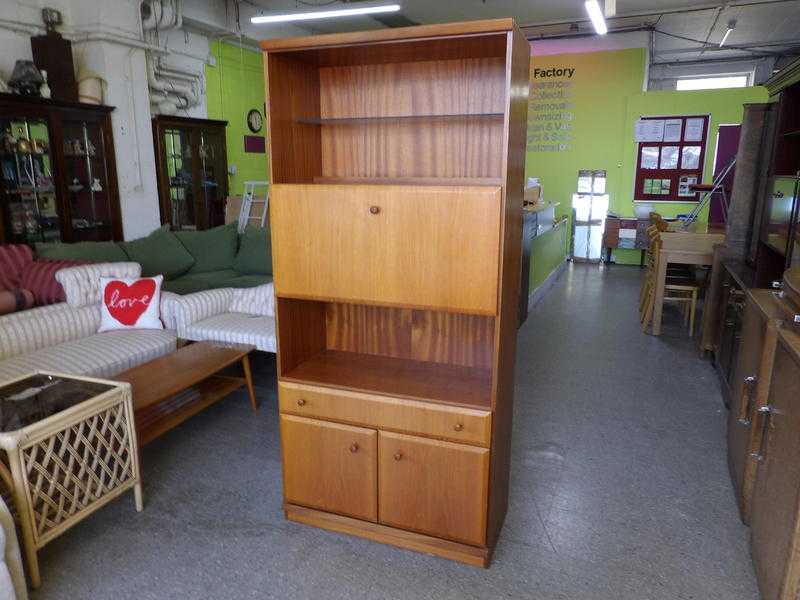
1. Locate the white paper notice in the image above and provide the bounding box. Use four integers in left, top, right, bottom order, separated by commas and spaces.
685, 118, 705, 141
635, 119, 665, 142
640, 147, 659, 169
663, 119, 682, 142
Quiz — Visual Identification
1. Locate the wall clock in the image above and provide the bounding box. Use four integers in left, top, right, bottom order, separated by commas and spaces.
247, 108, 263, 133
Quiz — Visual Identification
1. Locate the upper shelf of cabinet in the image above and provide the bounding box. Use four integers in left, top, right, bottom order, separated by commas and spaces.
260, 21, 511, 64
296, 113, 504, 126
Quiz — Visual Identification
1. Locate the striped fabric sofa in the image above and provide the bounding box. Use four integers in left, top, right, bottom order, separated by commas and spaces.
0, 263, 179, 384
170, 284, 276, 353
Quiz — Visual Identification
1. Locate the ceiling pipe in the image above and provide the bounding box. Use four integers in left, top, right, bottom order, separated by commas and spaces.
519, 0, 796, 30
145, 53, 199, 109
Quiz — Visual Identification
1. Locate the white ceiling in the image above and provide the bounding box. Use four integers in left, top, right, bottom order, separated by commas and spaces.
240, 0, 800, 65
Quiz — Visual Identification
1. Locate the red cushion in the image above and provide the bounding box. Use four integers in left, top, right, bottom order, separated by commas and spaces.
19, 259, 87, 306
0, 244, 34, 291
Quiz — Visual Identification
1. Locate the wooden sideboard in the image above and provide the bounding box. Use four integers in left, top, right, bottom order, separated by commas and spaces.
261, 19, 529, 566
722, 267, 800, 600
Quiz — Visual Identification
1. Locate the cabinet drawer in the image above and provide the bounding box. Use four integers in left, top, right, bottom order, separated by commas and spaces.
279, 382, 492, 447
378, 431, 489, 546
280, 415, 377, 522
270, 184, 502, 314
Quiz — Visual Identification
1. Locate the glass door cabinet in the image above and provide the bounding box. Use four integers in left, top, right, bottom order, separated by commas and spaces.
0, 93, 122, 244
152, 116, 228, 231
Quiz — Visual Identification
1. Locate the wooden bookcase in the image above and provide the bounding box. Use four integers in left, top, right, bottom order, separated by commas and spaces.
261, 19, 530, 566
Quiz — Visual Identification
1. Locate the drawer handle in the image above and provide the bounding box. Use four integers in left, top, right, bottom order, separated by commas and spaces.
453, 423, 464, 432
350, 443, 359, 453
738, 376, 757, 426
369, 205, 381, 215
750, 405, 774, 462
296, 398, 306, 407
393, 451, 403, 461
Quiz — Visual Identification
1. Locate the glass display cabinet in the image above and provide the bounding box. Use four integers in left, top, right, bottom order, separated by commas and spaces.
152, 116, 228, 231
754, 78, 800, 285
0, 93, 122, 244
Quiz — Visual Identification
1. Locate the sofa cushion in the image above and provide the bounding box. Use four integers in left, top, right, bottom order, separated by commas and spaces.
119, 225, 195, 279
35, 241, 128, 263
233, 226, 272, 276
230, 284, 275, 317
161, 270, 238, 295
217, 274, 272, 289
176, 223, 238, 274
0, 303, 101, 361
0, 244, 33, 291
0, 329, 177, 383
161, 278, 208, 296
56, 263, 141, 307
184, 313, 276, 353
20, 259, 88, 305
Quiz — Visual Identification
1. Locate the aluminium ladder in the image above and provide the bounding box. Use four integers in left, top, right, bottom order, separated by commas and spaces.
238, 181, 270, 233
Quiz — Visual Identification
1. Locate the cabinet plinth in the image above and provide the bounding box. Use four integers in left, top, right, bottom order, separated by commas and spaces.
262, 18, 530, 566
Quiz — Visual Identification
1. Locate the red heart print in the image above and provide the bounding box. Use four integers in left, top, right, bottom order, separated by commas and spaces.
104, 279, 156, 326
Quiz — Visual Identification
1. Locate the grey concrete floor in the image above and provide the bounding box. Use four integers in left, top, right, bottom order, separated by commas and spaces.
31, 264, 759, 599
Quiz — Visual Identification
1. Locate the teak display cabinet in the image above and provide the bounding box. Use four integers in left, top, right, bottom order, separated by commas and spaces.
261, 19, 530, 567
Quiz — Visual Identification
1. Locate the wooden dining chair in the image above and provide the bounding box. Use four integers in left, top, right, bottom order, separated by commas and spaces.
640, 233, 700, 336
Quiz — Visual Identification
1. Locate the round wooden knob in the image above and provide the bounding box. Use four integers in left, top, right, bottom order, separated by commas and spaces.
297, 398, 306, 406
369, 205, 381, 215
350, 443, 359, 453
393, 451, 403, 461
453, 423, 464, 432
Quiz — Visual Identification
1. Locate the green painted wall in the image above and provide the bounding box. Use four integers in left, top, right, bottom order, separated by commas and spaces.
525, 47, 769, 267
525, 49, 645, 282
527, 49, 647, 222
205, 42, 268, 197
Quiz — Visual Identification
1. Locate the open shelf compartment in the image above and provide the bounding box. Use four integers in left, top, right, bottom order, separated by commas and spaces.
266, 34, 509, 185
277, 298, 495, 410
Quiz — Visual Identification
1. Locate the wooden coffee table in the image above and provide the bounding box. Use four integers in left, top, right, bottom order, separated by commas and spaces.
116, 342, 257, 446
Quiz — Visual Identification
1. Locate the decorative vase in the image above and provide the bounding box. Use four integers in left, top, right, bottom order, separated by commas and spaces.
39, 70, 51, 99
76, 69, 104, 105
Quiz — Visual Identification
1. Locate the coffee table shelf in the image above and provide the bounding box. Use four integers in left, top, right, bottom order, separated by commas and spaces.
135, 375, 245, 445
115, 342, 258, 446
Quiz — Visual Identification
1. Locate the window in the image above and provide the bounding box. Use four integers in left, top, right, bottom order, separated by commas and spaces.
676, 74, 749, 90
634, 115, 709, 202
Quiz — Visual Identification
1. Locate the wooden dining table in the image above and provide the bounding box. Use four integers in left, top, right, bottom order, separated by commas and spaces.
651, 224, 726, 336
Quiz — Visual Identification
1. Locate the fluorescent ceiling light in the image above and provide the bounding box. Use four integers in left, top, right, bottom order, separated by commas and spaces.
584, 0, 608, 35
251, 3, 401, 24
719, 19, 736, 47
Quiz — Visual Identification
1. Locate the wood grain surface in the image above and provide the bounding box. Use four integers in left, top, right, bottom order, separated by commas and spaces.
279, 381, 492, 446
270, 184, 502, 314
280, 415, 378, 522
378, 431, 489, 546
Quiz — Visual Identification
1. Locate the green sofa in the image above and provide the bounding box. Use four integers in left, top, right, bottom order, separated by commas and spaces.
36, 223, 272, 295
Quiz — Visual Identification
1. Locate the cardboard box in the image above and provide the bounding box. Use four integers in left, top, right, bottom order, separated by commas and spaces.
524, 185, 542, 205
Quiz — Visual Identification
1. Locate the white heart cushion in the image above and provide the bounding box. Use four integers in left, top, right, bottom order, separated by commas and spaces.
98, 275, 164, 332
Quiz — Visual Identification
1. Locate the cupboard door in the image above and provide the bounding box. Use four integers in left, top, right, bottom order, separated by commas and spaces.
280, 415, 377, 522
378, 431, 489, 546
727, 300, 765, 520
270, 184, 502, 314
750, 333, 800, 600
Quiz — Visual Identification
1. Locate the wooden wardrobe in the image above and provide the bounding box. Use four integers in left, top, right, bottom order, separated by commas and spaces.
261, 19, 530, 566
